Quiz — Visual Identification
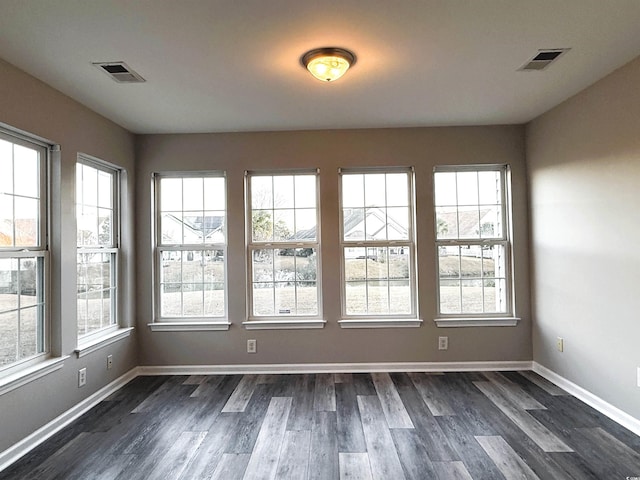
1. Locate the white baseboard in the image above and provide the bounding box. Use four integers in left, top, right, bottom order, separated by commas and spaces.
532, 362, 640, 437
0, 367, 140, 473
137, 360, 534, 376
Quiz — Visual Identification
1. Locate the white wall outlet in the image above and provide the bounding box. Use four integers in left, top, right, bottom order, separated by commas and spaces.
107, 355, 113, 370
247, 339, 257, 354
557, 337, 564, 352
78, 368, 87, 387
438, 336, 448, 350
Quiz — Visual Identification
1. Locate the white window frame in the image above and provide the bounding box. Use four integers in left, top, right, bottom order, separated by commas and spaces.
243, 169, 325, 330
0, 127, 50, 379
76, 155, 120, 343
338, 167, 421, 328
433, 164, 519, 327
151, 172, 229, 331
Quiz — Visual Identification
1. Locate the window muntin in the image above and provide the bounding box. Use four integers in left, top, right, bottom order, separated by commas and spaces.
0, 131, 48, 371
76, 160, 119, 338
340, 169, 416, 317
434, 166, 512, 316
247, 172, 320, 318
156, 174, 227, 320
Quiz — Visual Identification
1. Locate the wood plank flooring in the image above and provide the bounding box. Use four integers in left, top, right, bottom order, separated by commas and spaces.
2, 371, 639, 479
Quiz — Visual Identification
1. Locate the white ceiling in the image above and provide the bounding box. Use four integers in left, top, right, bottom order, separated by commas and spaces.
1, 0, 640, 134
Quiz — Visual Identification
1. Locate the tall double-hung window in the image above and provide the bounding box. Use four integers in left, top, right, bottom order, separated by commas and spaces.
434, 165, 514, 321
339, 169, 418, 322
246, 171, 320, 321
155, 174, 227, 322
0, 129, 48, 372
76, 157, 119, 338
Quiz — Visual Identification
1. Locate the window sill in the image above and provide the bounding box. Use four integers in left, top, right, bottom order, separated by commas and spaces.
0, 356, 69, 396
148, 321, 231, 332
242, 319, 326, 330
434, 317, 520, 327
339, 318, 423, 329
75, 327, 135, 358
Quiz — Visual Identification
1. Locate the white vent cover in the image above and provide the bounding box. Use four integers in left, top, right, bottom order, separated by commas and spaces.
520, 49, 570, 71
92, 62, 146, 83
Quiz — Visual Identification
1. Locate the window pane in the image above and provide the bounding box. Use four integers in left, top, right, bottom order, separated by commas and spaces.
386, 207, 409, 240
478, 171, 501, 205
389, 280, 412, 314
344, 248, 366, 281
295, 249, 317, 282
0, 258, 18, 312
484, 278, 507, 313
294, 208, 316, 240
434, 172, 457, 206
479, 205, 501, 238
367, 280, 389, 314
161, 284, 182, 317
183, 288, 204, 316
343, 208, 365, 241
183, 178, 204, 211
13, 144, 39, 198
161, 212, 183, 244
461, 279, 483, 313
204, 177, 225, 210
253, 249, 273, 282
295, 175, 316, 208
253, 282, 274, 316
81, 164, 98, 208
98, 208, 112, 246
273, 209, 294, 241
252, 210, 273, 242
342, 174, 364, 208
273, 175, 294, 208
251, 176, 273, 209
386, 173, 409, 207
365, 207, 386, 240
14, 197, 38, 246
204, 283, 225, 317
367, 249, 388, 280
457, 205, 480, 239
182, 251, 203, 284
0, 311, 18, 366
161, 178, 182, 212
439, 279, 461, 314
364, 174, 385, 207
296, 282, 318, 315
0, 195, 14, 245
97, 170, 112, 208
345, 282, 366, 315
19, 258, 38, 307
456, 171, 478, 206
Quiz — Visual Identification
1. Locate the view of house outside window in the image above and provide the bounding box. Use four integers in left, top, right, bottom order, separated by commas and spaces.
156, 174, 227, 319
340, 169, 416, 317
434, 166, 511, 316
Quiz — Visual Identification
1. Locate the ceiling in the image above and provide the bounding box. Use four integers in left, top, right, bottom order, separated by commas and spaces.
1, 0, 640, 134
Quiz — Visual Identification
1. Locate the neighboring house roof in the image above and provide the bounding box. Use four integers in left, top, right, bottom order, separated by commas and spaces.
162, 214, 224, 242
290, 207, 408, 241
437, 208, 498, 237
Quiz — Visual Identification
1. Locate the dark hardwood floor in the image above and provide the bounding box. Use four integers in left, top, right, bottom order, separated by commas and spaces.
2, 371, 639, 479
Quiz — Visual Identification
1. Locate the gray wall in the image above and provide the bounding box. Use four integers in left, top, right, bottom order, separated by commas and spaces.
136, 127, 532, 366
527, 56, 640, 419
0, 59, 138, 452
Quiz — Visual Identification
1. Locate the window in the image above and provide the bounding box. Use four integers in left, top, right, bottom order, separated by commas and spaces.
0, 130, 48, 372
434, 165, 513, 319
246, 171, 320, 320
76, 158, 118, 338
339, 169, 417, 319
155, 174, 227, 321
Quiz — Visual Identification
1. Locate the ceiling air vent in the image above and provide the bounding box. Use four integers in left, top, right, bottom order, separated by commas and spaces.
519, 48, 570, 71
92, 61, 146, 83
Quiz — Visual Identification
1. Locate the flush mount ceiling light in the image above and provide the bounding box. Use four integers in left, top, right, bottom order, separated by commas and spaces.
301, 47, 357, 82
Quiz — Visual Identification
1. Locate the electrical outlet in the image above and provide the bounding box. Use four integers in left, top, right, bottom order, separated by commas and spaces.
78, 368, 87, 387
557, 337, 564, 352
438, 336, 448, 350
107, 355, 113, 370
247, 339, 257, 354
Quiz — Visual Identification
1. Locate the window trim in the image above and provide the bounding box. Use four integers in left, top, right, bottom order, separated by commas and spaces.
433, 164, 518, 325
245, 169, 323, 326
338, 167, 419, 323
153, 171, 228, 325
0, 126, 51, 379
76, 155, 121, 342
